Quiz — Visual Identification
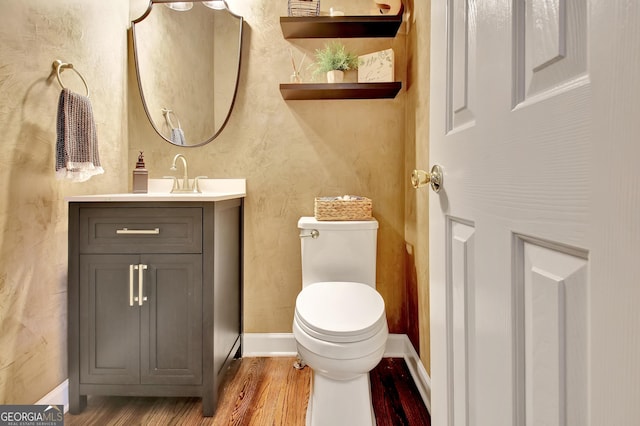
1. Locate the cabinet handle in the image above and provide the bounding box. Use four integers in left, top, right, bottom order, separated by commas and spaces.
129, 264, 137, 306
116, 228, 160, 235
138, 264, 148, 306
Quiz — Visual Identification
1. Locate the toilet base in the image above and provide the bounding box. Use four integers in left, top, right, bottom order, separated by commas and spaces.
306, 370, 376, 426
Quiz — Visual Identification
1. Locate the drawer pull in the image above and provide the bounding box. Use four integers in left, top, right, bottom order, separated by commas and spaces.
116, 228, 160, 235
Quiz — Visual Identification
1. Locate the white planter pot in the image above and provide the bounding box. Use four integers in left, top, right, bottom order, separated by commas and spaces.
326, 70, 344, 83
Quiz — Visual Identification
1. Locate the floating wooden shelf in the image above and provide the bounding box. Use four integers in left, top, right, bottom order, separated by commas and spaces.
279, 82, 402, 100
280, 11, 403, 39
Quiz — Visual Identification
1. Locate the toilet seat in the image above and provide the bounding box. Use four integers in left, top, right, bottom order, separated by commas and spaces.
295, 281, 386, 343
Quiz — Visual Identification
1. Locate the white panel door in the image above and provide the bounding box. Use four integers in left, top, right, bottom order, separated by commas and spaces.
428, 0, 640, 425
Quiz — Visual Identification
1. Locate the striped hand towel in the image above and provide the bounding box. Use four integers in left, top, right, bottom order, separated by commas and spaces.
55, 88, 104, 182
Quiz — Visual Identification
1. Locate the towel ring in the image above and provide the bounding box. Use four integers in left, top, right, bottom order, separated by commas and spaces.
162, 108, 182, 130
52, 59, 90, 98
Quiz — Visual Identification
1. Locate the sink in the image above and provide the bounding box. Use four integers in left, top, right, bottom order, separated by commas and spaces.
65, 178, 246, 203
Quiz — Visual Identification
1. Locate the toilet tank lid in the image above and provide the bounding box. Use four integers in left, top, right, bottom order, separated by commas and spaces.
298, 217, 378, 230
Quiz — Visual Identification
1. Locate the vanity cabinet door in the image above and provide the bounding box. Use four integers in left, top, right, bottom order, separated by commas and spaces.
140, 254, 203, 385
78, 253, 203, 386
79, 254, 141, 385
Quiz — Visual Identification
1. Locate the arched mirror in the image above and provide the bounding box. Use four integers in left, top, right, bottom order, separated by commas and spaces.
132, 0, 243, 147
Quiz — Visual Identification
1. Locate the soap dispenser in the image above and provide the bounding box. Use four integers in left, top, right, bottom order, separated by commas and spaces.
132, 151, 148, 193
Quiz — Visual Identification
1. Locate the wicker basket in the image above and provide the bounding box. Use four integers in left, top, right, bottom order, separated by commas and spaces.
314, 196, 373, 221
288, 0, 320, 16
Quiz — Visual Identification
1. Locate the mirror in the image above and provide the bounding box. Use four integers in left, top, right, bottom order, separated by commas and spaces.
132, 1, 243, 147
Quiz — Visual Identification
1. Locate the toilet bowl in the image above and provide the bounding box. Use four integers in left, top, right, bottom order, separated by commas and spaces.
293, 281, 388, 426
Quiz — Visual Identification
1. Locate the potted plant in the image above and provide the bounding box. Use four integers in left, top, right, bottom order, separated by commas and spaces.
313, 41, 358, 83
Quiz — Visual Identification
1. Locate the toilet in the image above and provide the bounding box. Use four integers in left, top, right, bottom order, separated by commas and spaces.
293, 217, 388, 426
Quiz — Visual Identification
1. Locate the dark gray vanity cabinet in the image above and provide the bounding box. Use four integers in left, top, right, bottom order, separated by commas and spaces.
67, 200, 242, 417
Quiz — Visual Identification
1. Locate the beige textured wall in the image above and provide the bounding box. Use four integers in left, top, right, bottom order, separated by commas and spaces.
0, 0, 428, 404
404, 0, 431, 374
129, 0, 408, 334
0, 0, 130, 403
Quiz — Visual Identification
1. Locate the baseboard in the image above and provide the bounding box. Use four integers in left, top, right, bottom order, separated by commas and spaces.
243, 333, 431, 412
47, 333, 430, 416
242, 332, 298, 357
388, 334, 432, 413
36, 379, 69, 414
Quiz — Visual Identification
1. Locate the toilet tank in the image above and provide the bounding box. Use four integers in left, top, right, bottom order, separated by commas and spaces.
298, 217, 378, 288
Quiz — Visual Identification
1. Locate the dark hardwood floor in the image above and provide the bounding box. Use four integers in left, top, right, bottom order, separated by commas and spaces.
371, 358, 431, 426
65, 357, 430, 425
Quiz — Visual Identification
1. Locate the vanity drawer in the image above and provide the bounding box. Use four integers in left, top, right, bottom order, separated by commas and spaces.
78, 207, 202, 254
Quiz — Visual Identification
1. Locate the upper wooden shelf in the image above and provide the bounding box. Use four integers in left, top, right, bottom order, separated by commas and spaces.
280, 11, 403, 39
280, 82, 402, 100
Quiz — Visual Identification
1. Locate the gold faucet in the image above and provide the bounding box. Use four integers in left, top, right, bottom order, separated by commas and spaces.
170, 154, 192, 192
166, 154, 208, 193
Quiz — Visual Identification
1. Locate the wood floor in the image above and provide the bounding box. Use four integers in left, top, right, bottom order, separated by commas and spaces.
65, 357, 430, 426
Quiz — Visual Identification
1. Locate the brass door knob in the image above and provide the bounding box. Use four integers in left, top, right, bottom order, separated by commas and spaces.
411, 165, 443, 193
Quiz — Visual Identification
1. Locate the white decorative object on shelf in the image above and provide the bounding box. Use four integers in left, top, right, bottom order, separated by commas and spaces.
372, 0, 402, 15
374, 0, 402, 15
357, 49, 394, 83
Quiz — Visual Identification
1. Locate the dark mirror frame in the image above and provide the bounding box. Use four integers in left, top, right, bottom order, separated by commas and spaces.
131, 0, 244, 147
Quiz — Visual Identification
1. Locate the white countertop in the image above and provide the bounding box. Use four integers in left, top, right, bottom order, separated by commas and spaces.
66, 178, 246, 202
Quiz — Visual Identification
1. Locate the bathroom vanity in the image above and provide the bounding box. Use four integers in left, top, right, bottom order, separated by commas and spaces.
66, 182, 244, 416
